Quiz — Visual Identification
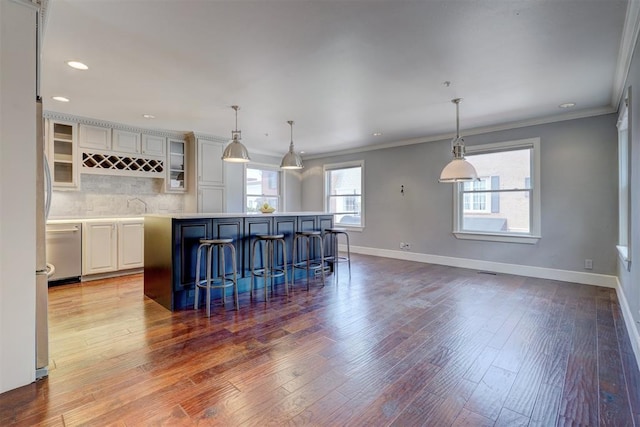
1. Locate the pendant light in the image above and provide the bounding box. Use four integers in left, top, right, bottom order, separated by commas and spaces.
439, 98, 479, 183
222, 105, 251, 163
280, 120, 304, 169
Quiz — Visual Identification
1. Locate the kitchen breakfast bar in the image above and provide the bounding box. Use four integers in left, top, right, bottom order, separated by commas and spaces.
143, 213, 334, 311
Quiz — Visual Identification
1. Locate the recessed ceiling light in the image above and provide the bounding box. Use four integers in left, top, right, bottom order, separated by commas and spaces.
66, 61, 88, 70
372, 132, 383, 136
52, 96, 69, 102
142, 114, 156, 119
559, 102, 576, 108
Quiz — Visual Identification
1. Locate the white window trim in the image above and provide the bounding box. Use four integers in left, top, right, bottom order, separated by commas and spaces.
452, 138, 541, 244
324, 160, 365, 231
244, 162, 284, 213
617, 88, 631, 271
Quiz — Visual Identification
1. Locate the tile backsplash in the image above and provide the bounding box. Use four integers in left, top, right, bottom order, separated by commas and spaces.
49, 175, 184, 218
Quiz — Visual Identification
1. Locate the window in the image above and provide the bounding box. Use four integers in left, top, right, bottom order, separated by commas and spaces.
245, 165, 281, 213
463, 177, 491, 212
324, 161, 364, 228
453, 138, 541, 244
617, 88, 631, 270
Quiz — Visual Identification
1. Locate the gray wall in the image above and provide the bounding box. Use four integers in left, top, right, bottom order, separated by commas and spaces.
618, 33, 640, 339
302, 113, 618, 275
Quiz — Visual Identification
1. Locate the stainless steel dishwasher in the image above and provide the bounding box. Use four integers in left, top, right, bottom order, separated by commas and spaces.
46, 222, 82, 284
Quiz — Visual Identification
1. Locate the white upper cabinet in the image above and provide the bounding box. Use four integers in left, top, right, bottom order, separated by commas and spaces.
112, 129, 141, 154
47, 120, 79, 189
142, 134, 166, 157
198, 140, 224, 186
79, 124, 111, 150
166, 138, 186, 192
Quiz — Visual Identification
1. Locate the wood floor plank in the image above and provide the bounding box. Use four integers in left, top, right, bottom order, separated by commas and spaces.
463, 365, 517, 421
596, 294, 635, 426
558, 297, 599, 426
0, 254, 638, 426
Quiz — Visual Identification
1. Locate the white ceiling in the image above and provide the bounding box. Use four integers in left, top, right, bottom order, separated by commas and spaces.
42, 0, 632, 157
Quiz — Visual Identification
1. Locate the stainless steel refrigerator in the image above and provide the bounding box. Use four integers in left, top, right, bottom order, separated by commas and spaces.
35, 5, 53, 380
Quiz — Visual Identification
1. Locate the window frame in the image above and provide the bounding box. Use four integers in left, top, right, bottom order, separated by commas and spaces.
244, 163, 283, 213
617, 87, 631, 271
452, 138, 541, 244
324, 160, 365, 230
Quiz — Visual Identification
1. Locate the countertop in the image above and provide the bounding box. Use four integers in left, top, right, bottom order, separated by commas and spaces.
47, 216, 144, 224
48, 212, 331, 223
144, 212, 331, 219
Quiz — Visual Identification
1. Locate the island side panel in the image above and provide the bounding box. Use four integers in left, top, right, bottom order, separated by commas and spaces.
144, 216, 174, 310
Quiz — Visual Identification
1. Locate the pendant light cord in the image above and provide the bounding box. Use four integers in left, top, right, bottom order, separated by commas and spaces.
232, 105, 239, 132
288, 120, 294, 144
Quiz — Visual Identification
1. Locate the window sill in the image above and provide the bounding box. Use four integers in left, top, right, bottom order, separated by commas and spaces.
617, 245, 631, 271
337, 225, 363, 232
453, 231, 541, 244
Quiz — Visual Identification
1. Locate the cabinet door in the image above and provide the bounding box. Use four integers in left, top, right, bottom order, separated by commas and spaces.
274, 216, 296, 269
166, 138, 186, 192
142, 134, 166, 156
173, 219, 212, 290
82, 221, 117, 275
112, 129, 141, 154
79, 124, 111, 150
199, 186, 225, 213
118, 220, 144, 269
243, 217, 272, 275
198, 140, 224, 185
47, 120, 79, 189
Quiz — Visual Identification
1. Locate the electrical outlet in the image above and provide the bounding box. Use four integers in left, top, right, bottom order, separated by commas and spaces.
584, 259, 593, 270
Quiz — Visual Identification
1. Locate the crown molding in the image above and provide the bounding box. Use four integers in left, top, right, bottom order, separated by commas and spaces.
187, 131, 228, 143
303, 106, 615, 160
613, 0, 640, 109
43, 110, 186, 139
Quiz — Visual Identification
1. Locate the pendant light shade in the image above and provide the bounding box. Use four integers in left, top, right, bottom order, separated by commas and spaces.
280, 120, 304, 169
439, 98, 479, 183
222, 105, 251, 163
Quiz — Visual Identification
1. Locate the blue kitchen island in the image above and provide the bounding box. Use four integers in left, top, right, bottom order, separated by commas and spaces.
143, 212, 334, 311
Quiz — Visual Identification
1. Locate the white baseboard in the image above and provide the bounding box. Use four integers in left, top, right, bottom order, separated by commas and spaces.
343, 245, 618, 288
615, 278, 640, 372
341, 244, 640, 371
81, 268, 143, 282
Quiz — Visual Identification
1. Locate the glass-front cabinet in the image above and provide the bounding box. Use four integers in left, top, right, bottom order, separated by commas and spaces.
48, 120, 78, 189
166, 138, 186, 192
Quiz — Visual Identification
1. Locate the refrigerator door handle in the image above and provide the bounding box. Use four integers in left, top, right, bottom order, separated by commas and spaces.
44, 153, 52, 219
46, 263, 55, 277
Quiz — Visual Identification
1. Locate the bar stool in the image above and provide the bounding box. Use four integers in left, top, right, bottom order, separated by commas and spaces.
324, 227, 351, 280
251, 234, 288, 301
194, 238, 238, 317
292, 230, 325, 289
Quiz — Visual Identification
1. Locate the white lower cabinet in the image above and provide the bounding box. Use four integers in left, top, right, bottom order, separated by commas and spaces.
118, 220, 144, 270
82, 220, 118, 275
82, 218, 144, 276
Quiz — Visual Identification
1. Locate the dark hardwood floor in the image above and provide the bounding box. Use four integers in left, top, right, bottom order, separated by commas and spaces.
1, 254, 639, 426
